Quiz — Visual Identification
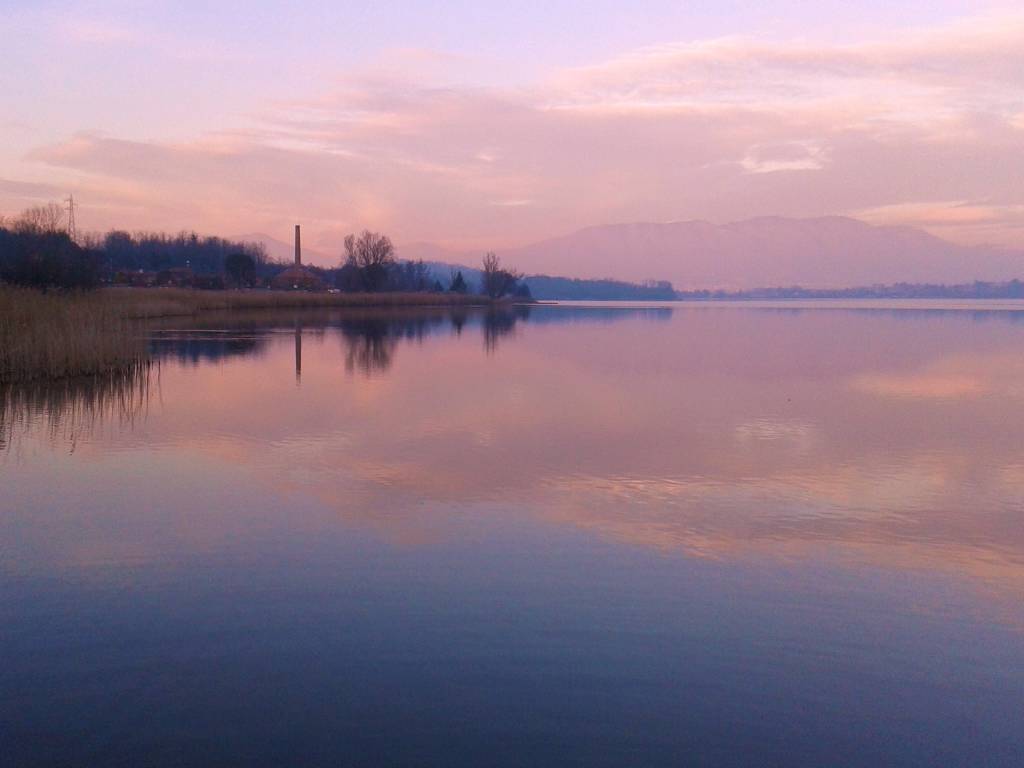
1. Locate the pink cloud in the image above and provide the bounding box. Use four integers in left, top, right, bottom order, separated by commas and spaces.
8, 10, 1024, 253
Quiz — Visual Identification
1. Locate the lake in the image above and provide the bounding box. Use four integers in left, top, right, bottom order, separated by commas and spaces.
2, 301, 1023, 766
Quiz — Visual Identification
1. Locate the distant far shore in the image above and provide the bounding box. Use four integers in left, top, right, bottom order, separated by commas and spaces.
671, 280, 1024, 301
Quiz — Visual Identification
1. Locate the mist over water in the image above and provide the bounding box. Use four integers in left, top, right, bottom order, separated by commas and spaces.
3, 302, 1023, 767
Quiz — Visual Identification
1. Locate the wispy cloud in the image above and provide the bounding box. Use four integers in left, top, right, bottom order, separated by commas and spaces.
740, 140, 830, 174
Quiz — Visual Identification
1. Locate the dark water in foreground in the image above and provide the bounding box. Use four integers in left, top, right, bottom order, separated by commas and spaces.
2, 301, 1023, 767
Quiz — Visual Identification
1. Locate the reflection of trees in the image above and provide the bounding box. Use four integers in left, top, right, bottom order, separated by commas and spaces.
449, 309, 468, 336
340, 318, 400, 376
149, 332, 267, 366
337, 314, 450, 376
1, 363, 152, 453
337, 305, 534, 366
483, 305, 532, 354
142, 303, 669, 381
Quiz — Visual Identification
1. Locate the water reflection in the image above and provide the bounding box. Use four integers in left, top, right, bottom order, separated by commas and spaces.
1, 304, 654, 446
143, 304, 665, 377
483, 304, 530, 353
6, 302, 1023, 593
149, 331, 269, 365
3, 301, 1024, 767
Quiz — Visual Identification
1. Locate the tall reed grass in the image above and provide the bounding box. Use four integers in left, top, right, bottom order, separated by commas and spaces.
0, 286, 148, 382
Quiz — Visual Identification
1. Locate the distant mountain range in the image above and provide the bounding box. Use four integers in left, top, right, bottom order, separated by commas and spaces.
239, 217, 1023, 291
233, 232, 334, 266
400, 217, 1024, 289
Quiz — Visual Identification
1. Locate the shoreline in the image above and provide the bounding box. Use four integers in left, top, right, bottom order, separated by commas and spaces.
0, 286, 516, 383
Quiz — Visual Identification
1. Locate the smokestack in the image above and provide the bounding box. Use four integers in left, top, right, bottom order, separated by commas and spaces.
294, 224, 301, 266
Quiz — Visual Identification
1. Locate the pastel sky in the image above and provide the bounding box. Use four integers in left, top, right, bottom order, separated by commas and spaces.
2, 0, 1022, 256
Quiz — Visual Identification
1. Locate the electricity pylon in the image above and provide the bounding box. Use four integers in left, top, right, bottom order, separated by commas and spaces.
65, 194, 77, 243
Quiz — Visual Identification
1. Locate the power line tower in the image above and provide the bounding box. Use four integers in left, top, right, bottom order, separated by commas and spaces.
65, 193, 77, 243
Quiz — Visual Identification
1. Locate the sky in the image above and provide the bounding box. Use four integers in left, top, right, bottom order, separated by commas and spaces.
1, 0, 1022, 258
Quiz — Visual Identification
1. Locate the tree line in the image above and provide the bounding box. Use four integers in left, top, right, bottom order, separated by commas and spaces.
675, 282, 1024, 300
0, 204, 102, 289
0, 203, 529, 298
0, 203, 270, 290
336, 230, 528, 298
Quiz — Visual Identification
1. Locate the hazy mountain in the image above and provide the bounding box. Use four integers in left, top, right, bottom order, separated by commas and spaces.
403, 217, 1024, 289
420, 260, 481, 287
234, 232, 334, 266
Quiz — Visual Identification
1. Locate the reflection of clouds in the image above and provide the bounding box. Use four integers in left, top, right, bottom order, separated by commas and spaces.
997, 464, 1024, 496
851, 354, 1024, 400
7, 308, 1024, 612
546, 456, 950, 540
734, 418, 818, 450
852, 372, 983, 399
543, 458, 1024, 592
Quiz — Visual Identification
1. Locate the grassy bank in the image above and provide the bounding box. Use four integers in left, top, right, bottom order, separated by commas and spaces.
0, 286, 490, 382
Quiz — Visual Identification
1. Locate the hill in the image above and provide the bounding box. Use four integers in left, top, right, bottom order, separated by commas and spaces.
233, 232, 334, 266
402, 217, 1023, 289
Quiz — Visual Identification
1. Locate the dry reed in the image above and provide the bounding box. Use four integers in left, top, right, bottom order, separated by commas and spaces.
0, 286, 148, 382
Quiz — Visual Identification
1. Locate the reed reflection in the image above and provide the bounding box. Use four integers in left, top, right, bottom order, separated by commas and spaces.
0, 364, 151, 453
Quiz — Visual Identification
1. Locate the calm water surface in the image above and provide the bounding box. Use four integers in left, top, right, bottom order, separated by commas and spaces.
2, 302, 1023, 766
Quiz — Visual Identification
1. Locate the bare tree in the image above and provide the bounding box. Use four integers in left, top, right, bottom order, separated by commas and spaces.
14, 202, 66, 234
480, 251, 522, 299
343, 230, 396, 291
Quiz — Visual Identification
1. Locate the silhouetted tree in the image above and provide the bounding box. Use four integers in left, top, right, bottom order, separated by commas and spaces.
13, 203, 65, 235
224, 252, 256, 286
0, 203, 102, 288
93, 230, 265, 275
449, 270, 468, 293
343, 230, 395, 292
335, 262, 361, 292
480, 252, 522, 299
0, 228, 101, 289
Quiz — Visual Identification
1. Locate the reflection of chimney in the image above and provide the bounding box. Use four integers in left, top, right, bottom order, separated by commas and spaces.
294, 224, 301, 266
295, 323, 302, 385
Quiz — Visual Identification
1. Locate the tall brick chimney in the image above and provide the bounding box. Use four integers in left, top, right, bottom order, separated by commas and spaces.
294, 224, 301, 266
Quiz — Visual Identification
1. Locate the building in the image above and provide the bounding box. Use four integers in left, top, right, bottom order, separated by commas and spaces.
113, 269, 157, 287
271, 225, 327, 291
156, 267, 194, 287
